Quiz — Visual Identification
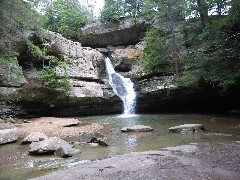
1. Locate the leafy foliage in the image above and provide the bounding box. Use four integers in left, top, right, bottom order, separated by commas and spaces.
140, 0, 240, 90
39, 63, 71, 91
43, 0, 87, 37
100, 0, 124, 23
181, 2, 240, 89
142, 28, 173, 74
100, 0, 145, 23
26, 40, 72, 91
0, 48, 24, 86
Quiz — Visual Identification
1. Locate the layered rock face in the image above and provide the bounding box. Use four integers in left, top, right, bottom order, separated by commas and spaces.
78, 17, 150, 48
0, 30, 122, 117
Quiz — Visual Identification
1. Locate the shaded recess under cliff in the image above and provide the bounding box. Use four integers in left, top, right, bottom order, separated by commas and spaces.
78, 17, 150, 48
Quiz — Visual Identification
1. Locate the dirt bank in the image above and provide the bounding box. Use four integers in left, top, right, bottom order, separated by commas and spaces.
32, 141, 240, 180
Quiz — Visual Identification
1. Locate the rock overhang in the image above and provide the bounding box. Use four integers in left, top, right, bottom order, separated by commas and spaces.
78, 17, 150, 48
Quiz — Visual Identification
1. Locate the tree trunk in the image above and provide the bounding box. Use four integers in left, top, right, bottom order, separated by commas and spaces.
196, 0, 207, 28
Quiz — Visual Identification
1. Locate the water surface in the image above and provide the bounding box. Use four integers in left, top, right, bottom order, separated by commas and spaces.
0, 114, 239, 179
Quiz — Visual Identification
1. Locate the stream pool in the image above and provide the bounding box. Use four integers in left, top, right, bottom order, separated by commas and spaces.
0, 114, 240, 179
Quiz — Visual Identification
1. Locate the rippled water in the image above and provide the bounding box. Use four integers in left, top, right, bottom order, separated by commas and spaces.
0, 114, 240, 179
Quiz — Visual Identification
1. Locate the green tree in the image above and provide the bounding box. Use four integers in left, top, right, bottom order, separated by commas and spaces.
43, 0, 87, 38
141, 0, 240, 90
142, 0, 185, 78
181, 0, 240, 89
100, 0, 125, 23
100, 0, 145, 23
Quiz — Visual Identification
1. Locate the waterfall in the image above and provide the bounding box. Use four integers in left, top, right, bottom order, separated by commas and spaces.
105, 57, 136, 115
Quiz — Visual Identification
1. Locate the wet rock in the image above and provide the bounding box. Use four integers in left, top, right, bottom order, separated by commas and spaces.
121, 125, 153, 132
79, 132, 108, 146
163, 144, 198, 153
169, 124, 204, 134
0, 128, 18, 145
79, 132, 104, 143
54, 146, 80, 158
29, 137, 74, 155
21, 132, 48, 144
89, 137, 108, 147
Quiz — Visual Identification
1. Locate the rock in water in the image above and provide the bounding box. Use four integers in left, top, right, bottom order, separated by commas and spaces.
79, 132, 104, 143
54, 147, 80, 158
0, 128, 18, 145
79, 132, 108, 146
121, 125, 153, 132
21, 132, 48, 144
28, 137, 78, 155
88, 137, 108, 147
169, 124, 204, 134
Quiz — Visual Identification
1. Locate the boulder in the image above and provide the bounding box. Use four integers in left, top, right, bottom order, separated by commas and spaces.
0, 128, 18, 145
79, 132, 104, 143
79, 132, 108, 146
28, 137, 77, 155
54, 146, 80, 158
169, 124, 204, 134
89, 137, 108, 147
78, 17, 150, 47
21, 132, 48, 144
121, 125, 153, 132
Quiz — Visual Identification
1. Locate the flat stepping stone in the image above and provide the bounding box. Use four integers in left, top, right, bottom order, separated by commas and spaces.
169, 124, 204, 134
121, 125, 153, 132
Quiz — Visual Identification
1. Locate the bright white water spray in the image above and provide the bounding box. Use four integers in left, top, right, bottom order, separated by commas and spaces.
105, 57, 136, 115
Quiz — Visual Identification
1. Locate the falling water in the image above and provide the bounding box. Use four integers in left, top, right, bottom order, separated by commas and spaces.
105, 57, 136, 115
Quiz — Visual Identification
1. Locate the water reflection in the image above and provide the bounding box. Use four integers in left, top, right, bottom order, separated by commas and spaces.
125, 135, 137, 150
1, 114, 240, 179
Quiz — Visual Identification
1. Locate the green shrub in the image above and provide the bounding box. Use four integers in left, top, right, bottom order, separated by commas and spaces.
26, 39, 72, 91
40, 59, 72, 91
